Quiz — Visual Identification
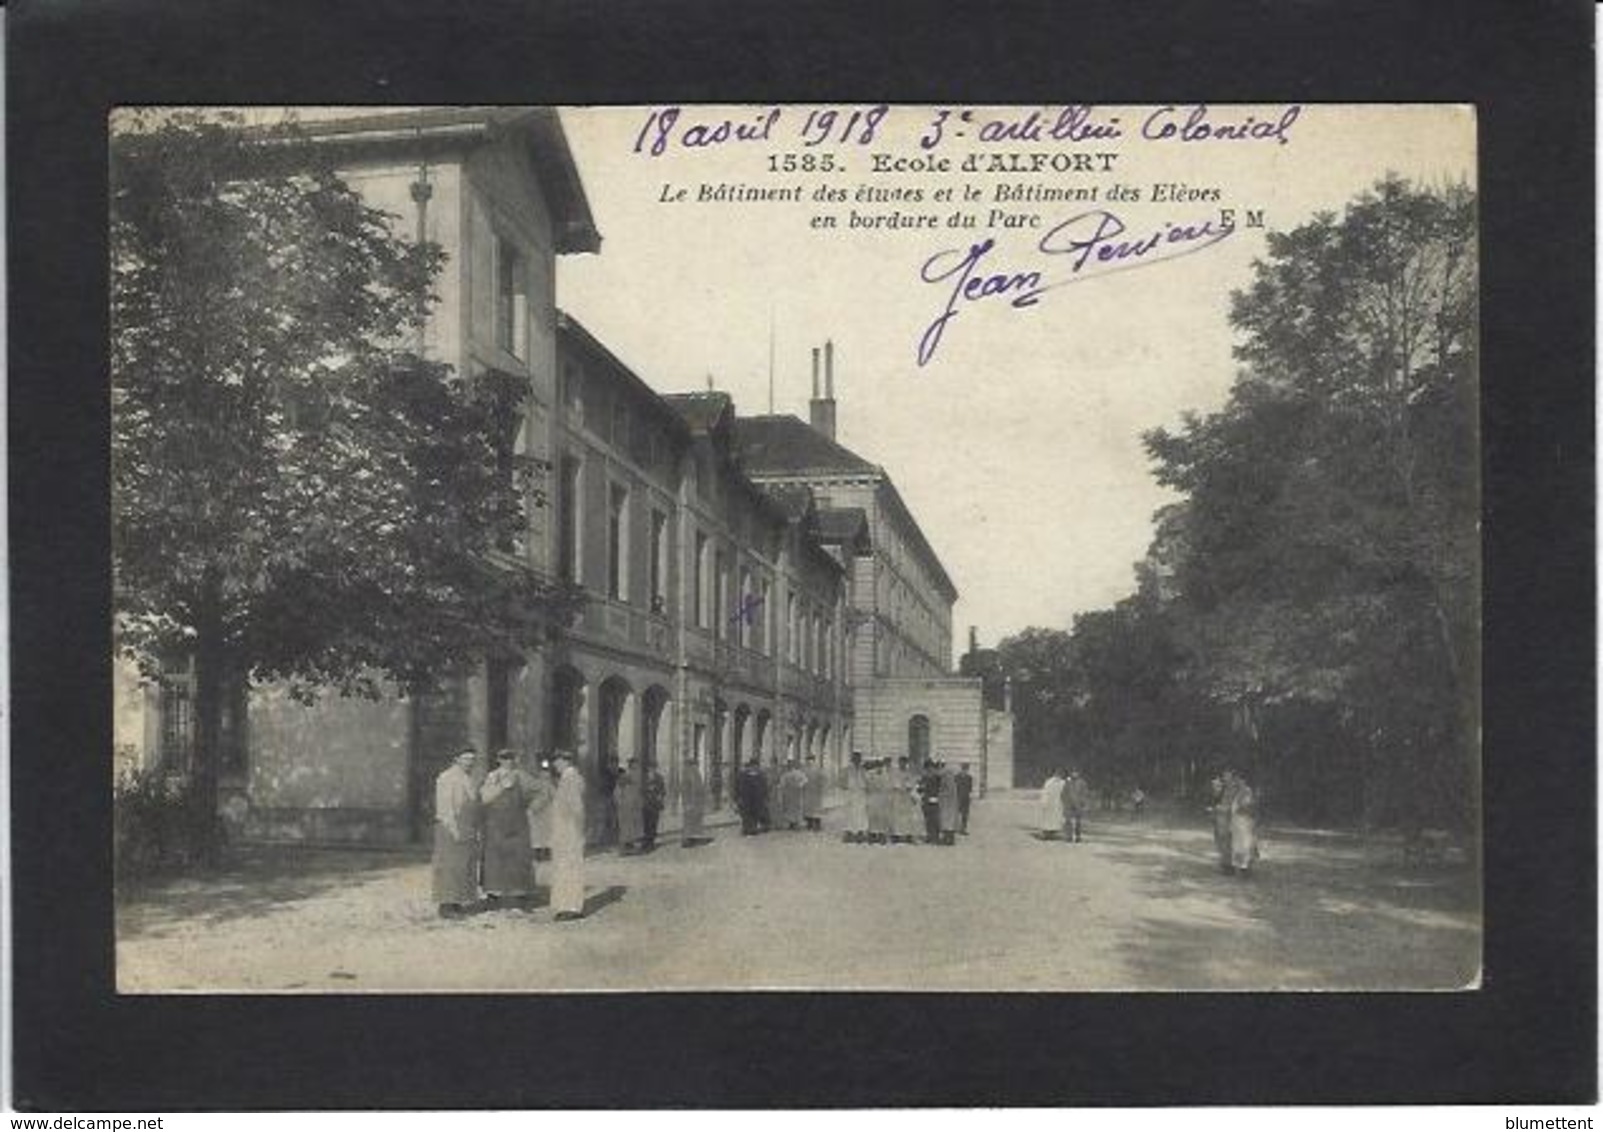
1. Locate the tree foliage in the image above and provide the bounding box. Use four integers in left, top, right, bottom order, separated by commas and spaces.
112, 111, 576, 848
998, 178, 1478, 828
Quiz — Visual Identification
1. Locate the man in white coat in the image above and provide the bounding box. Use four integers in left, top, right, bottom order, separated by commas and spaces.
432, 748, 481, 917
1038, 768, 1067, 839
550, 751, 588, 921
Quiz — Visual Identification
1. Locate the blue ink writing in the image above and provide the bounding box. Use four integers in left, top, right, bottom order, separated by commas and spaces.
917, 240, 1046, 366
921, 105, 1122, 151
730, 592, 765, 627
800, 105, 888, 147
1141, 104, 1301, 146
633, 107, 782, 157
915, 210, 1236, 365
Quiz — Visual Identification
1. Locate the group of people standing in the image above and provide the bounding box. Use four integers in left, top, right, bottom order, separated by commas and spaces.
735, 755, 827, 835
1210, 768, 1259, 877
839, 752, 974, 845
607, 757, 669, 854
1037, 768, 1092, 843
431, 748, 587, 921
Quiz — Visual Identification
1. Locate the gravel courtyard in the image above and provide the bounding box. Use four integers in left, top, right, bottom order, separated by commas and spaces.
116, 795, 1480, 993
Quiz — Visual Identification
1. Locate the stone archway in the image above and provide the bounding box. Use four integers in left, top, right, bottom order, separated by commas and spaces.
549, 665, 590, 764
596, 676, 637, 844
908, 713, 932, 767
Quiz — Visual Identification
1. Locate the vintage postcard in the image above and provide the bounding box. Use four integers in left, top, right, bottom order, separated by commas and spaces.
110, 103, 1479, 993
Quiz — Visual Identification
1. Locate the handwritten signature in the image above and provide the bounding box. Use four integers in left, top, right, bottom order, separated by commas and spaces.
916, 210, 1237, 366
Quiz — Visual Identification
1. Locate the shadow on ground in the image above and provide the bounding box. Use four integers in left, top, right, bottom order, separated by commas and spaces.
1087, 818, 1481, 989
116, 846, 421, 939
582, 885, 627, 917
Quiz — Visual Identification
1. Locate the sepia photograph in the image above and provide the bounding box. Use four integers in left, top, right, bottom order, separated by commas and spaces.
107, 103, 1482, 994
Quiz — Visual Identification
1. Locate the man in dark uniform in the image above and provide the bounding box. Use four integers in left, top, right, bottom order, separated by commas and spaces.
919, 761, 943, 844
955, 762, 975, 835
641, 760, 667, 851
736, 758, 766, 836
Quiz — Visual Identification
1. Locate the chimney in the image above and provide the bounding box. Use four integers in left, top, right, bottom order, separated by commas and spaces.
810, 339, 837, 441
969, 626, 979, 656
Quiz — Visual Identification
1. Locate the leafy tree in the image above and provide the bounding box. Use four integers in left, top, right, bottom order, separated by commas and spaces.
112, 111, 575, 856
1144, 176, 1478, 827
997, 179, 1477, 828
992, 627, 1077, 786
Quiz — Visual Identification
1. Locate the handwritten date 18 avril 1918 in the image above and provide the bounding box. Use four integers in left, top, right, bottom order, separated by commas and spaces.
916, 209, 1237, 367
632, 104, 1302, 157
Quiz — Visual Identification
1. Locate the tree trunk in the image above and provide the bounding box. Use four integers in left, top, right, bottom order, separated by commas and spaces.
190, 573, 226, 865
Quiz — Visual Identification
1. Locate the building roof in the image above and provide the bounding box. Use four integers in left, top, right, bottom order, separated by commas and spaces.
662, 391, 735, 435
733, 415, 880, 477
557, 312, 692, 443
733, 416, 956, 602
240, 107, 600, 255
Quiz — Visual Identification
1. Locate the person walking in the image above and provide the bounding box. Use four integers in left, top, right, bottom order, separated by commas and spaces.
1209, 772, 1233, 873
842, 752, 869, 843
955, 762, 975, 835
432, 748, 482, 918
1226, 770, 1260, 877
680, 754, 709, 847
641, 761, 667, 851
801, 755, 826, 832
778, 760, 808, 831
550, 752, 587, 921
1038, 768, 1066, 839
615, 758, 646, 854
479, 749, 539, 907
1062, 768, 1091, 843
937, 760, 960, 846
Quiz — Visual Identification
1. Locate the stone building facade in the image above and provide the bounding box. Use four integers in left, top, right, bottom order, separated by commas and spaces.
734, 345, 1016, 793
114, 108, 855, 845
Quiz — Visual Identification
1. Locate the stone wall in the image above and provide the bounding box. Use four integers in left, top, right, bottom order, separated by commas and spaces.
984, 709, 1016, 793
244, 684, 413, 843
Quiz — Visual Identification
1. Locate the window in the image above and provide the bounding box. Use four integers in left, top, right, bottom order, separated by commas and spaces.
787, 594, 798, 664
758, 577, 772, 654
694, 532, 709, 628
558, 455, 582, 583
611, 398, 629, 451
495, 237, 526, 359
607, 483, 629, 601
650, 509, 668, 614
561, 362, 584, 427
158, 675, 194, 773
715, 551, 729, 640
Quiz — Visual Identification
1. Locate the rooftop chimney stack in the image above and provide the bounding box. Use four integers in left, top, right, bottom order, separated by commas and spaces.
809, 339, 838, 441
